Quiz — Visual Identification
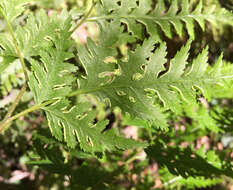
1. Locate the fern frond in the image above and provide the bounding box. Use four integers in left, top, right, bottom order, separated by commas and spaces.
16, 10, 72, 57
207, 62, 233, 98
26, 11, 77, 103
160, 167, 222, 190
183, 102, 220, 132
0, 0, 31, 22
94, 0, 233, 39
76, 35, 230, 129
28, 49, 77, 103
28, 48, 146, 152
0, 0, 31, 73
0, 10, 72, 73
178, 176, 222, 189
26, 14, 146, 151
146, 142, 233, 178
0, 59, 23, 97
42, 99, 146, 151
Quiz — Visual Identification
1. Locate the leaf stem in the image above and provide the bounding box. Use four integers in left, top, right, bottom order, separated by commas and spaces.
0, 99, 55, 133
0, 83, 26, 132
0, 7, 30, 133
125, 150, 143, 165
163, 176, 182, 187
71, 0, 96, 34
68, 88, 102, 97
0, 7, 28, 81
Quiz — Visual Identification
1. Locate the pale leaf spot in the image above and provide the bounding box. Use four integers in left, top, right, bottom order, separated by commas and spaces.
129, 96, 136, 103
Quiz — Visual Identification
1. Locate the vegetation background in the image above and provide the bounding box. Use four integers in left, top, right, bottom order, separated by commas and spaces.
0, 0, 233, 189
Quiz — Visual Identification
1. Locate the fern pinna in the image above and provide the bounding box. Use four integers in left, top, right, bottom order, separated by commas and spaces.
0, 0, 233, 188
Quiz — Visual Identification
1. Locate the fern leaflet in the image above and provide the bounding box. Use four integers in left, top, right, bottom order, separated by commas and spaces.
76, 35, 229, 129
95, 0, 233, 39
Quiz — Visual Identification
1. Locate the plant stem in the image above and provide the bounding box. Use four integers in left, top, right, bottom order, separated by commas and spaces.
68, 88, 101, 97
0, 7, 30, 132
71, 0, 96, 34
125, 152, 142, 165
0, 83, 26, 131
163, 176, 182, 187
0, 99, 55, 133
0, 7, 28, 81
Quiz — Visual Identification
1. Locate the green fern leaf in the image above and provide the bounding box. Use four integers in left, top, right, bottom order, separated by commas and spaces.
146, 142, 233, 178
42, 99, 146, 151
0, 10, 72, 59
28, 50, 77, 103
0, 34, 17, 73
0, 0, 31, 22
0, 10, 73, 74
96, 0, 233, 39
17, 10, 72, 57
26, 10, 77, 103
26, 15, 146, 151
77, 37, 167, 128
207, 62, 233, 98
178, 176, 222, 189
76, 36, 229, 129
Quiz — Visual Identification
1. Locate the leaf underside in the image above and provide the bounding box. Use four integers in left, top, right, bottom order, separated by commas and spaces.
77, 35, 225, 130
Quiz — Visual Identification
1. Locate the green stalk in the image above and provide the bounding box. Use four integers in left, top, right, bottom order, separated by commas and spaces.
71, 0, 96, 34
0, 99, 55, 133
0, 83, 26, 131
0, 7, 28, 81
163, 176, 182, 187
0, 6, 29, 132
68, 88, 101, 97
